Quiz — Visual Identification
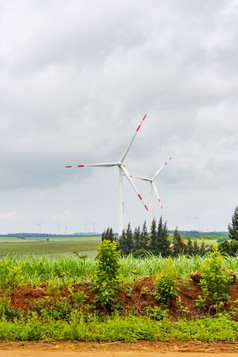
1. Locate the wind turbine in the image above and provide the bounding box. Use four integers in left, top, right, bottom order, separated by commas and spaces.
66, 114, 149, 237
133, 156, 172, 226
34, 221, 44, 234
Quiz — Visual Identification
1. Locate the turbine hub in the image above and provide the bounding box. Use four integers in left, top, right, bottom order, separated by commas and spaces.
117, 161, 125, 167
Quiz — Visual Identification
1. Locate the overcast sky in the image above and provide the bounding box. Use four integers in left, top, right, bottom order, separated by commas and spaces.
0, 0, 237, 235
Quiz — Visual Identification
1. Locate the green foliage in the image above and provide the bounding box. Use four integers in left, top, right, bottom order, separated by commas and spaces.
0, 311, 237, 342
228, 206, 238, 240
154, 217, 170, 257
218, 240, 238, 256
0, 259, 24, 288
0, 293, 22, 321
172, 228, 186, 256
154, 258, 178, 305
144, 306, 168, 320
92, 240, 121, 311
119, 218, 170, 257
196, 247, 233, 309
132, 248, 151, 258
101, 228, 116, 242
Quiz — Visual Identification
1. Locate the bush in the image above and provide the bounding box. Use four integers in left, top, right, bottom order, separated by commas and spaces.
196, 247, 233, 309
154, 257, 178, 305
92, 240, 121, 311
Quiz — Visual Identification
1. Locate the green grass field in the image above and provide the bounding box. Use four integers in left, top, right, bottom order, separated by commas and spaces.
0, 238, 100, 257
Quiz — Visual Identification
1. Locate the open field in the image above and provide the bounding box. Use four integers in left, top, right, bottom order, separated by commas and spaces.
0, 238, 100, 258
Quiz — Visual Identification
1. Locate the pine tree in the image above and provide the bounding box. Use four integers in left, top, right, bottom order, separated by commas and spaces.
193, 240, 200, 255
172, 228, 186, 256
118, 229, 128, 255
228, 206, 238, 241
133, 225, 141, 251
186, 237, 194, 256
156, 217, 170, 256
149, 217, 157, 254
126, 222, 134, 254
140, 221, 149, 250
101, 228, 115, 242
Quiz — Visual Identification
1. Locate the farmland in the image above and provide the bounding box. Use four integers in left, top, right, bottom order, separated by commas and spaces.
0, 236, 100, 258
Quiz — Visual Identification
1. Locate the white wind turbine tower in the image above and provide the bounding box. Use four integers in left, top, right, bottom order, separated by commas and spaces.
133, 156, 172, 226
66, 114, 149, 237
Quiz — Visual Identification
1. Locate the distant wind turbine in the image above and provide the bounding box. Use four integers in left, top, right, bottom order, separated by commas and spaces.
133, 156, 172, 225
66, 115, 149, 237
34, 221, 44, 234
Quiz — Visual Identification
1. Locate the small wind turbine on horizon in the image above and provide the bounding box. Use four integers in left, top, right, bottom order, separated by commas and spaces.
133, 156, 172, 226
66, 114, 149, 237
34, 221, 44, 234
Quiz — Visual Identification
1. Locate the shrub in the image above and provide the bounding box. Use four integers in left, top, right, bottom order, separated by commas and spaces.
154, 257, 178, 305
92, 240, 121, 311
196, 247, 233, 309
0, 260, 24, 289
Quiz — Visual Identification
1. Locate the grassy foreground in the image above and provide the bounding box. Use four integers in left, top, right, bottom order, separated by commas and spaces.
1, 243, 238, 343
0, 313, 237, 342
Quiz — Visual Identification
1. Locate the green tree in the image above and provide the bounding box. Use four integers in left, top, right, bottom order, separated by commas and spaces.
172, 228, 186, 256
140, 221, 149, 250
118, 223, 133, 255
156, 217, 170, 256
101, 227, 115, 242
149, 217, 157, 254
228, 206, 238, 241
92, 240, 121, 311
126, 222, 134, 253
186, 238, 194, 256
133, 225, 141, 251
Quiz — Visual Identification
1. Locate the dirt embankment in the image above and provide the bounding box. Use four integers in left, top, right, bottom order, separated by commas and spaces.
7, 276, 238, 319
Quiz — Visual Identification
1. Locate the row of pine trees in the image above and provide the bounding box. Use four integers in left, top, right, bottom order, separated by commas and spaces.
101, 217, 209, 257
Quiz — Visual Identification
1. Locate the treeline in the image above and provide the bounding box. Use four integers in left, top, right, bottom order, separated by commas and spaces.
101, 217, 210, 257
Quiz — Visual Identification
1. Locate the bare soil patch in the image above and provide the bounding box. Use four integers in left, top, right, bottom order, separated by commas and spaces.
7, 276, 238, 319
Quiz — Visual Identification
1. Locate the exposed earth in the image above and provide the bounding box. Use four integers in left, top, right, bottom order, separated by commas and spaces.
1, 341, 238, 356
8, 276, 238, 319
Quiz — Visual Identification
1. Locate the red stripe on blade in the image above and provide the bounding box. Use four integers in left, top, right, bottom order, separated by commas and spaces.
145, 205, 148, 211
136, 125, 141, 132
164, 162, 167, 165
77, 165, 84, 167
138, 194, 142, 200
143, 114, 147, 120
66, 166, 72, 168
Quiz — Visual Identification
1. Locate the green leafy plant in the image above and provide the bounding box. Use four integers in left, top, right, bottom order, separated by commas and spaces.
0, 260, 24, 289
0, 293, 22, 320
92, 240, 121, 311
195, 247, 233, 310
144, 306, 168, 320
68, 287, 86, 308
154, 257, 178, 305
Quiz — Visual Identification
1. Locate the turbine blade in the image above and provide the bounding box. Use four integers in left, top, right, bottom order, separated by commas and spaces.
66, 162, 117, 168
152, 156, 172, 180
152, 182, 163, 209
120, 114, 147, 162
132, 175, 150, 182
121, 166, 149, 211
